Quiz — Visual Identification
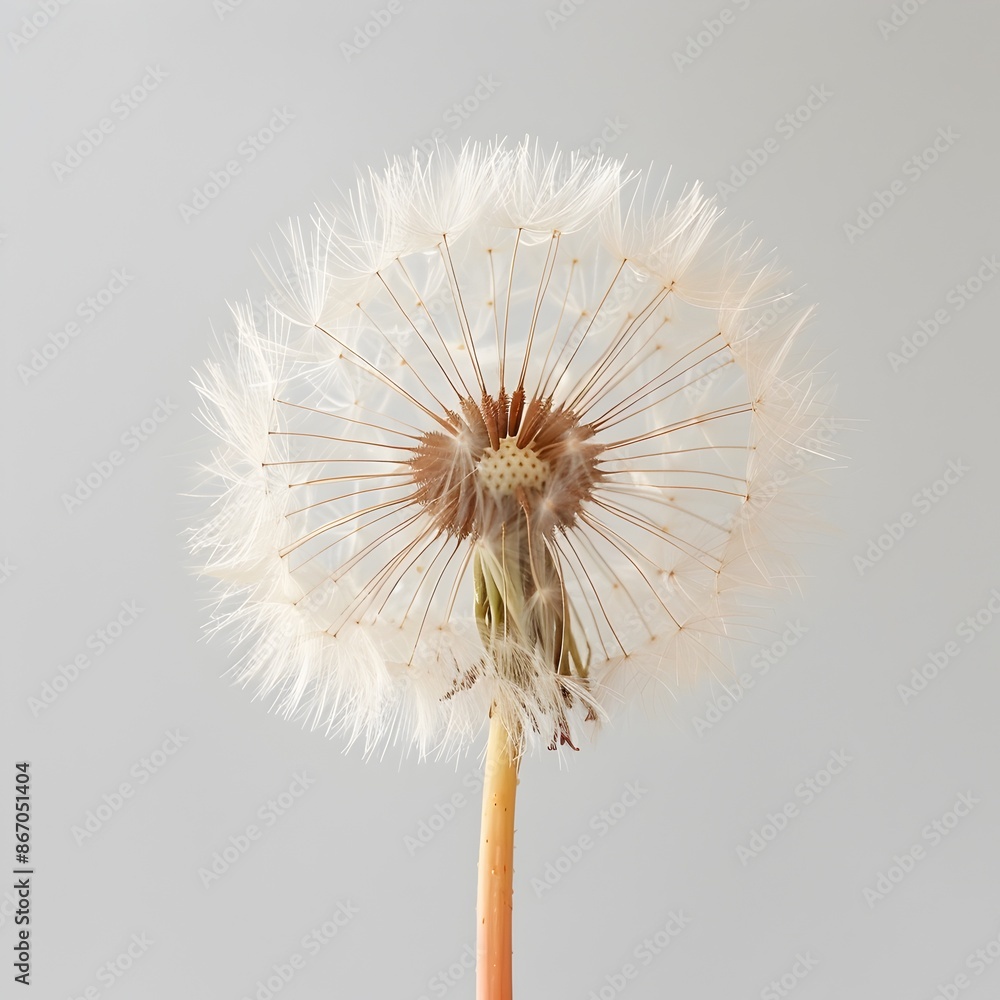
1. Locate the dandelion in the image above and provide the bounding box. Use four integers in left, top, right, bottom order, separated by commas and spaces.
189, 137, 829, 998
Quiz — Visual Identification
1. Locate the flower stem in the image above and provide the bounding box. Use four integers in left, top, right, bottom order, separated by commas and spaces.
476, 709, 521, 1000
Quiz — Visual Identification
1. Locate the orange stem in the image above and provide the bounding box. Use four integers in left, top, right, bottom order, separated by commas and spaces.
476, 711, 520, 1000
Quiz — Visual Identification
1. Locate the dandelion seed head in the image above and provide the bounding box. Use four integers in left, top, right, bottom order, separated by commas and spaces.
188, 137, 832, 759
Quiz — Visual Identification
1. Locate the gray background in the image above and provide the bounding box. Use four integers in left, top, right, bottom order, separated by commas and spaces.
3, 1, 999, 998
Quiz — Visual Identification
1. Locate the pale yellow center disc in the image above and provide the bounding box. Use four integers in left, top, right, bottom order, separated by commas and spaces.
476, 438, 550, 496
